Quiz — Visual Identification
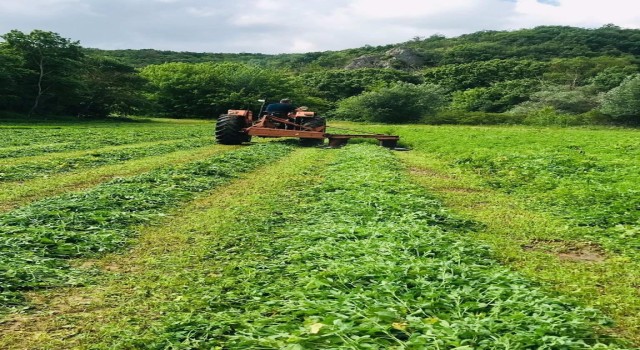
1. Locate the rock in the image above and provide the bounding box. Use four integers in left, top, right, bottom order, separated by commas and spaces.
345, 55, 384, 69
344, 47, 425, 70
384, 48, 425, 68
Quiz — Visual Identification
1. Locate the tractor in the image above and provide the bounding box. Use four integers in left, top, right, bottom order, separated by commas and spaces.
214, 99, 400, 148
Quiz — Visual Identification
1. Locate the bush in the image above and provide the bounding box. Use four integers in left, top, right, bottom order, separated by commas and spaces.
510, 106, 586, 126
448, 79, 541, 113
600, 74, 640, 123
333, 82, 447, 123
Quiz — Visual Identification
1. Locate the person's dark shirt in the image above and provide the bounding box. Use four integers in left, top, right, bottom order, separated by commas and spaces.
265, 103, 297, 115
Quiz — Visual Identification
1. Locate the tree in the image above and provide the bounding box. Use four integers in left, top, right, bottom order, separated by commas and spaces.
422, 59, 547, 91
300, 68, 423, 101
449, 79, 541, 113
0, 46, 26, 112
76, 56, 148, 117
141, 62, 303, 118
512, 85, 598, 114
543, 56, 635, 88
1, 30, 84, 116
600, 74, 640, 122
334, 82, 447, 123
588, 66, 639, 92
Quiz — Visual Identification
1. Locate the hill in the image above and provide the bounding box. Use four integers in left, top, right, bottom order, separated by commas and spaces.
87, 25, 640, 70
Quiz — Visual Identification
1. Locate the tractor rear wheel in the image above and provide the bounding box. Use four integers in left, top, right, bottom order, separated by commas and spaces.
300, 116, 326, 146
303, 116, 326, 130
215, 115, 247, 145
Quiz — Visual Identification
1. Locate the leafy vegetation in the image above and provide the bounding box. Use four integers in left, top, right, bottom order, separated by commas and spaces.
3, 25, 640, 124
0, 143, 292, 306
334, 82, 447, 123
0, 138, 212, 182
0, 121, 210, 157
135, 145, 623, 349
344, 123, 640, 259
0, 119, 637, 347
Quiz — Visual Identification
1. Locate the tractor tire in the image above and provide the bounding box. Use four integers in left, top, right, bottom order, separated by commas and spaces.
303, 116, 326, 130
300, 116, 326, 146
215, 115, 247, 145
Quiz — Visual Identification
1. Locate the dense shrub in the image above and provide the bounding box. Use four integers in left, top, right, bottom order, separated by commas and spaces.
333, 83, 447, 123
448, 79, 541, 113
600, 74, 640, 123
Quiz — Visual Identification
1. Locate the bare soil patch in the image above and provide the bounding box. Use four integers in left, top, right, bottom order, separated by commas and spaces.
523, 239, 606, 262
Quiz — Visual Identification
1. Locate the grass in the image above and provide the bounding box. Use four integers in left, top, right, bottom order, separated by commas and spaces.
0, 147, 328, 349
397, 150, 640, 344
0, 119, 212, 158
0, 144, 239, 211
0, 137, 214, 182
331, 122, 640, 344
0, 118, 638, 347
0, 143, 293, 308
1, 145, 631, 349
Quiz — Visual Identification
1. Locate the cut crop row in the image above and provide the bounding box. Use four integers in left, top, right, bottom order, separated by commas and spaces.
342, 124, 640, 259
0, 124, 211, 159
0, 143, 293, 307
0, 137, 212, 182
145, 144, 626, 349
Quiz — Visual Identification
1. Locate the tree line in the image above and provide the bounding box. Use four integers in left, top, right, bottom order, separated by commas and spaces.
1, 26, 639, 125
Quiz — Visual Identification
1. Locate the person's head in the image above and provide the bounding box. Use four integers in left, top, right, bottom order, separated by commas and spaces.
280, 98, 291, 104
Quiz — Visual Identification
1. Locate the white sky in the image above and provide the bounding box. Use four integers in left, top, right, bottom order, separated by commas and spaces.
0, 0, 638, 54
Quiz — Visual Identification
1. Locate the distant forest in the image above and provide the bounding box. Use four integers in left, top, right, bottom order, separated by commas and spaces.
1, 25, 640, 125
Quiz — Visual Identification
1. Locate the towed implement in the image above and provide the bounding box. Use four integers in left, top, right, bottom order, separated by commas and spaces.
215, 100, 400, 148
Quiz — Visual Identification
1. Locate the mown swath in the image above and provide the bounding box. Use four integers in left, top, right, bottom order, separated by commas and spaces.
0, 124, 210, 158
0, 137, 211, 182
148, 144, 627, 349
0, 143, 293, 307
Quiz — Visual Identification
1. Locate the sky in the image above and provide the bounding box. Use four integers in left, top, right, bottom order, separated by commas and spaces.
0, 0, 639, 54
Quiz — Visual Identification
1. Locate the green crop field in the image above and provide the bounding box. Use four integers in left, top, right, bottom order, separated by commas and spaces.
0, 118, 638, 349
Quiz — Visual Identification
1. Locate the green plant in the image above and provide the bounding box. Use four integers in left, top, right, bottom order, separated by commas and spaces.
334, 82, 447, 123
0, 143, 293, 306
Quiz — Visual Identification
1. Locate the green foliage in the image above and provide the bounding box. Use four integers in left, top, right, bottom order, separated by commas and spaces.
300, 68, 423, 101
0, 47, 26, 111
422, 59, 547, 91
600, 74, 640, 123
0, 30, 145, 118
77, 56, 148, 117
145, 145, 622, 349
449, 79, 541, 113
141, 62, 301, 117
588, 66, 640, 92
510, 85, 599, 116
1, 30, 84, 115
334, 83, 447, 123
91, 26, 640, 70
0, 143, 293, 306
3, 25, 640, 125
543, 56, 637, 88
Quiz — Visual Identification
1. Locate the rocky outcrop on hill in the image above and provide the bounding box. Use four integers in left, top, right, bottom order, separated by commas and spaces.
385, 48, 425, 68
345, 54, 384, 69
345, 47, 425, 70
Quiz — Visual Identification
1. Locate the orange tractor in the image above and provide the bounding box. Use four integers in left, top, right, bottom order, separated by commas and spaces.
214, 100, 400, 148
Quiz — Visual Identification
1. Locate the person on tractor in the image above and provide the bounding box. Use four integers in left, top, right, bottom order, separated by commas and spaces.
265, 98, 297, 117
